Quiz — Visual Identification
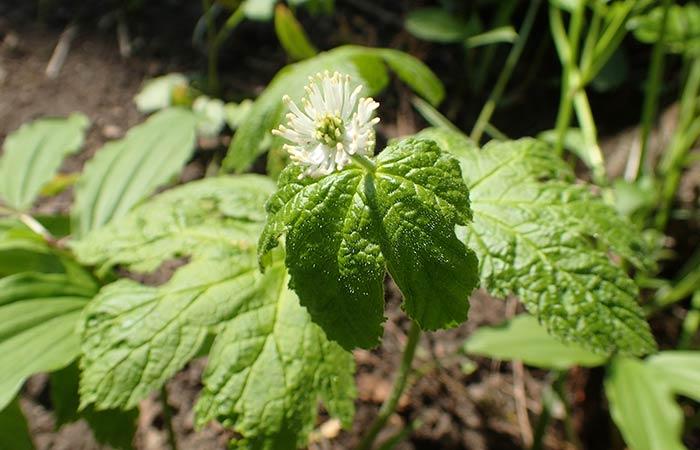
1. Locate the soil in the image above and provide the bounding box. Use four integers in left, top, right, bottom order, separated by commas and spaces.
0, 2, 698, 450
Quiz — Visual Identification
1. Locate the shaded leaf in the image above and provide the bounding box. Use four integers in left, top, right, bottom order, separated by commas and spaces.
275, 4, 318, 61
0, 397, 34, 450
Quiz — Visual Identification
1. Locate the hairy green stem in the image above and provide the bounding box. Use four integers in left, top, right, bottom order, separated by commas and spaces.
351, 153, 377, 172
470, 0, 541, 144
357, 321, 421, 450
161, 385, 178, 450
631, 0, 671, 181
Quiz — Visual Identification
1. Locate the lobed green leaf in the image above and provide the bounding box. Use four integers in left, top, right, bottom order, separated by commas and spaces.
260, 138, 479, 349
417, 128, 656, 356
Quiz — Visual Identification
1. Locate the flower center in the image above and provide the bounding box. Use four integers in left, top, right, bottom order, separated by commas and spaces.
315, 114, 345, 147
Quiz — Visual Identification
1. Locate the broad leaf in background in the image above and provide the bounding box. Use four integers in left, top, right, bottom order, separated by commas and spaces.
629, 3, 700, 55
196, 258, 355, 450
260, 138, 479, 349
0, 272, 96, 411
134, 73, 189, 113
0, 397, 33, 450
222, 45, 444, 172
71, 108, 198, 237
605, 357, 685, 450
274, 4, 317, 61
0, 113, 88, 211
417, 128, 655, 356
76, 176, 355, 449
404, 7, 473, 43
464, 315, 606, 369
72, 176, 274, 273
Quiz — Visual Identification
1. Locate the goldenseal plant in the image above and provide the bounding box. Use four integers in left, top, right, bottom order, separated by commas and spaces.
261, 70, 481, 349
272, 71, 380, 177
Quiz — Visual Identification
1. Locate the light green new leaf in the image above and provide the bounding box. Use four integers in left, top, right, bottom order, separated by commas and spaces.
72, 175, 275, 273
464, 315, 607, 369
0, 397, 34, 450
417, 128, 655, 356
72, 108, 198, 237
0, 113, 89, 211
0, 272, 96, 411
646, 351, 700, 401
134, 73, 188, 113
222, 46, 443, 173
260, 138, 479, 349
605, 357, 685, 450
196, 259, 355, 450
244, 0, 277, 21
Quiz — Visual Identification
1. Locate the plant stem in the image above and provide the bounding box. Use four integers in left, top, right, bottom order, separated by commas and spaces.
357, 321, 421, 450
553, 371, 582, 449
630, 0, 671, 181
161, 385, 178, 450
470, 0, 541, 144
351, 154, 377, 172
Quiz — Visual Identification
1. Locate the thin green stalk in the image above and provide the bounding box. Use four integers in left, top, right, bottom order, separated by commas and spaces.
632, 0, 671, 181
472, 0, 518, 92
161, 386, 178, 450
531, 372, 564, 450
679, 292, 700, 349
357, 321, 421, 450
572, 87, 606, 184
203, 1, 246, 95
553, 372, 582, 450
470, 0, 541, 143
655, 57, 700, 229
351, 154, 377, 172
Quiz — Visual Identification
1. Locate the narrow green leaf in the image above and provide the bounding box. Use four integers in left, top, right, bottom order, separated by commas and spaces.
259, 138, 478, 349
374, 49, 445, 106
0, 397, 34, 450
0, 113, 88, 211
464, 315, 607, 369
605, 357, 685, 450
417, 128, 656, 356
0, 272, 95, 411
71, 108, 198, 237
274, 4, 318, 61
72, 175, 275, 273
196, 258, 355, 449
222, 46, 444, 173
404, 7, 471, 43
464, 26, 518, 48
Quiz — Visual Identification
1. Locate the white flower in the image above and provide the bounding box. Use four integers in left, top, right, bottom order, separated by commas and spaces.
272, 71, 380, 178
